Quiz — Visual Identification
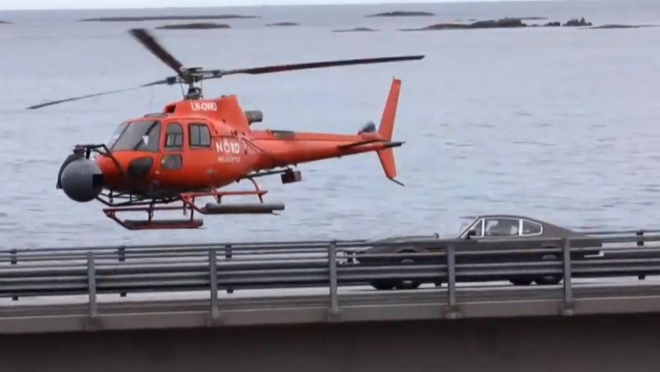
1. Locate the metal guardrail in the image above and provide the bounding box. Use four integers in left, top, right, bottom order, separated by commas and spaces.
2, 230, 660, 319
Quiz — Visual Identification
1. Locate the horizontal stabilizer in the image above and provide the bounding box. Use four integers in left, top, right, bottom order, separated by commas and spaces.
337, 139, 381, 150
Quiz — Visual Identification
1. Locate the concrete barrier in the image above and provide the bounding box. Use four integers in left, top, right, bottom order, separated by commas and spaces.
2, 312, 659, 372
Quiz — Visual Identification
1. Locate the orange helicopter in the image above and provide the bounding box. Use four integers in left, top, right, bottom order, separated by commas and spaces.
28, 28, 424, 230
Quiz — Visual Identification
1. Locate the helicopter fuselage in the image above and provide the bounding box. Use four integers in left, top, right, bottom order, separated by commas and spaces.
72, 89, 399, 202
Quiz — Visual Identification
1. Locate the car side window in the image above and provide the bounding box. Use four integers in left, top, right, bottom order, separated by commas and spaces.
522, 220, 543, 235
484, 218, 520, 237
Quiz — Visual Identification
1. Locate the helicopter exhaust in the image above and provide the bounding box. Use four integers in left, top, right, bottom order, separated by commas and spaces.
245, 110, 263, 125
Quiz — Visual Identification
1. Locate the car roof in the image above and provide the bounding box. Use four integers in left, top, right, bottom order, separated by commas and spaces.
462, 214, 545, 222
460, 214, 582, 235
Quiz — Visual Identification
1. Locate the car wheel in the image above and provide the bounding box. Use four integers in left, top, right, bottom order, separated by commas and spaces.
395, 250, 422, 290
370, 280, 395, 290
535, 253, 562, 285
510, 279, 532, 286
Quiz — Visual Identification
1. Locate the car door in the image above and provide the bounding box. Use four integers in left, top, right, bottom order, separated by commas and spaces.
480, 217, 522, 247
464, 217, 523, 263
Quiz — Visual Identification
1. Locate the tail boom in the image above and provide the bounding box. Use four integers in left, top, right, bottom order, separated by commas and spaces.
248, 78, 404, 184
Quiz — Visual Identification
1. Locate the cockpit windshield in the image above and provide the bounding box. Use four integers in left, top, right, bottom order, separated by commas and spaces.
108, 120, 161, 152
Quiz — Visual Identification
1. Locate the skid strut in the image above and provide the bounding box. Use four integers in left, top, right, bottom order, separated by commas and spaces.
103, 180, 285, 230
103, 205, 203, 230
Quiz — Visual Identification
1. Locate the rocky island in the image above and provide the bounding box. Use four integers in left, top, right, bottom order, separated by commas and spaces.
402, 18, 527, 30
366, 11, 435, 18
79, 15, 258, 22
155, 22, 231, 30
332, 27, 378, 32
0, 20, 10, 24
401, 17, 598, 31
586, 24, 657, 29
266, 22, 299, 26
563, 18, 593, 26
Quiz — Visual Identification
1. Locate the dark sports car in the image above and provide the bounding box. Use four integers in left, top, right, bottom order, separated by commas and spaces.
350, 214, 603, 290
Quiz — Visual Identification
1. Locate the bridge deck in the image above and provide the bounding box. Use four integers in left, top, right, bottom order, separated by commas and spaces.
3, 232, 660, 334
3, 278, 660, 334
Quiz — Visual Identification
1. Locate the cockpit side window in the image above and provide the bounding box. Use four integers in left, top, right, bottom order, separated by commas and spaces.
164, 122, 184, 151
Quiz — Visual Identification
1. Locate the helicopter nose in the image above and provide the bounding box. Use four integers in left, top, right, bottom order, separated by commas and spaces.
57, 157, 104, 202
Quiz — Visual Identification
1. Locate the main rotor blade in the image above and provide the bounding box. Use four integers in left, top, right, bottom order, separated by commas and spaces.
216, 55, 425, 77
26, 79, 169, 110
129, 28, 189, 82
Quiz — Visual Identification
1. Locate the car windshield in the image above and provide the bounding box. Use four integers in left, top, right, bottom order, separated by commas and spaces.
458, 216, 478, 235
436, 216, 477, 238
109, 120, 161, 152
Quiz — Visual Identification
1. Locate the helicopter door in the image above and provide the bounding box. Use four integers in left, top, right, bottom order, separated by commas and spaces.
158, 122, 185, 188
187, 121, 221, 185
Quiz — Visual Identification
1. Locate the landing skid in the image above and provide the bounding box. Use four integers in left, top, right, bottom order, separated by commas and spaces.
102, 180, 284, 230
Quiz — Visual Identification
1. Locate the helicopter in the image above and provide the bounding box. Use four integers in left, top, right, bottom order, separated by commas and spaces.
27, 28, 424, 230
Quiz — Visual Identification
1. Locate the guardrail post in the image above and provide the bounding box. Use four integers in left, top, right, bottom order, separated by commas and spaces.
87, 252, 98, 319
637, 231, 646, 280
225, 244, 233, 293
118, 246, 127, 297
328, 240, 340, 321
10, 249, 17, 301
209, 249, 220, 322
446, 244, 458, 319
562, 238, 574, 316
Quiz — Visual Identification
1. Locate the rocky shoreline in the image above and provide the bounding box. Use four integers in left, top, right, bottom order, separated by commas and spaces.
401, 17, 600, 31
585, 24, 657, 29
155, 22, 231, 30
79, 15, 258, 22
332, 27, 378, 32
366, 11, 435, 17
266, 22, 299, 27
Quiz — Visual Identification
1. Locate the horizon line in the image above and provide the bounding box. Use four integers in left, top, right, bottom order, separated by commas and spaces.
0, 0, 593, 13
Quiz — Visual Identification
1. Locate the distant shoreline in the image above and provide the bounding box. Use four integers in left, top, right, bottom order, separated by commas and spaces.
399, 17, 656, 31
366, 11, 435, 18
79, 15, 258, 22
155, 22, 231, 30
332, 27, 378, 33
1, 11, 655, 33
